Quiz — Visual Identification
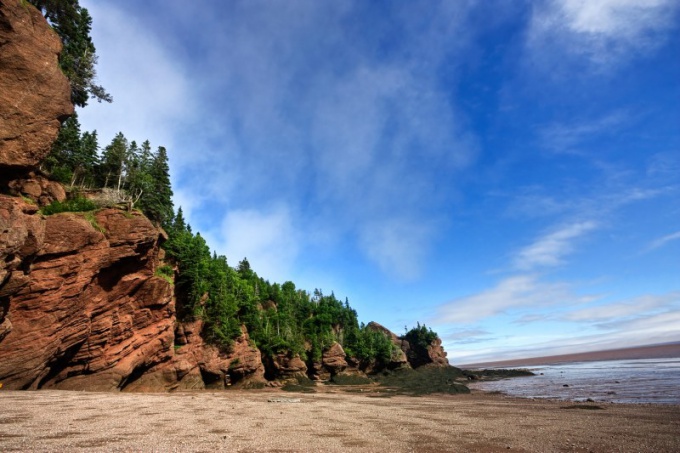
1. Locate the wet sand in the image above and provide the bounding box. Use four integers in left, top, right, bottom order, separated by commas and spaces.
1, 387, 679, 452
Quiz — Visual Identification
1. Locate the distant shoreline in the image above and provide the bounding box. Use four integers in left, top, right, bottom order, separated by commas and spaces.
459, 342, 680, 368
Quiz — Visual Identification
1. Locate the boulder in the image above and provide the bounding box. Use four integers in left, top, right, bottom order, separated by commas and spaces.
0, 0, 73, 171
265, 352, 308, 381
322, 342, 348, 375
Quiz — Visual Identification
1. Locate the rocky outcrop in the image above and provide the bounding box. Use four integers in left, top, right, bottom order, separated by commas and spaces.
264, 352, 308, 381
367, 321, 448, 369
125, 321, 265, 392
307, 342, 350, 381
322, 342, 348, 374
366, 321, 410, 368
402, 336, 449, 368
7, 171, 67, 206
424, 337, 449, 366
0, 0, 73, 171
0, 200, 174, 390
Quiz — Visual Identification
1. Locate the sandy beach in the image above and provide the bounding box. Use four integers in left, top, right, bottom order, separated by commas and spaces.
1, 387, 678, 452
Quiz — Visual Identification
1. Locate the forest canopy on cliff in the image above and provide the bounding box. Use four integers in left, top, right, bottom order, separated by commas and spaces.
35, 0, 438, 370
44, 112, 413, 366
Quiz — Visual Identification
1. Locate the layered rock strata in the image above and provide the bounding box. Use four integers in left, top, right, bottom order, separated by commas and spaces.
125, 321, 265, 392
0, 202, 174, 390
0, 0, 73, 171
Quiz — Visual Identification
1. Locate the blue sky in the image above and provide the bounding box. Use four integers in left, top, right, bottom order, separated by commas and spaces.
78, 0, 680, 364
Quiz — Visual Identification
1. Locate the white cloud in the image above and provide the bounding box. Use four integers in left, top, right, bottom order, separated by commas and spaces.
648, 231, 680, 251
538, 111, 628, 154
514, 221, 598, 270
442, 328, 495, 345
563, 292, 679, 322
77, 1, 194, 156
205, 206, 300, 283
529, 0, 679, 68
164, 1, 477, 281
435, 275, 594, 324
358, 219, 434, 281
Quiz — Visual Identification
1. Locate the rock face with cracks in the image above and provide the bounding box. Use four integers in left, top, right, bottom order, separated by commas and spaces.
0, 203, 175, 390
125, 320, 265, 392
0, 0, 73, 171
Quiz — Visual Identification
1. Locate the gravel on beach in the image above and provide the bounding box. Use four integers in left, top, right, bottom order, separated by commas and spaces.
1, 388, 679, 452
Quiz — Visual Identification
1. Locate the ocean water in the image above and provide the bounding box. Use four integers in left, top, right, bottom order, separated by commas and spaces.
469, 358, 680, 404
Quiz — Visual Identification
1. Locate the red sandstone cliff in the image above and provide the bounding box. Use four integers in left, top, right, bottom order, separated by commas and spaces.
0, 0, 73, 170
0, 194, 265, 390
0, 199, 175, 390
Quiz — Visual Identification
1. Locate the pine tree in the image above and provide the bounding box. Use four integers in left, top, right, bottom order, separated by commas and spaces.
28, 0, 112, 106
143, 146, 174, 227
43, 113, 82, 183
74, 130, 99, 186
97, 132, 128, 189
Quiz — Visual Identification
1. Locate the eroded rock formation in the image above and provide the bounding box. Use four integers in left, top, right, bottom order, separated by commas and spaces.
7, 171, 67, 206
125, 321, 265, 392
0, 202, 174, 390
264, 353, 308, 381
402, 335, 450, 368
0, 0, 73, 171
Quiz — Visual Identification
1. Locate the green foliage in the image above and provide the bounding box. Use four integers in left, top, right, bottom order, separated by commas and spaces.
28, 0, 111, 107
41, 196, 96, 215
138, 146, 174, 227
20, 195, 36, 205
344, 324, 394, 366
404, 323, 439, 350
155, 265, 174, 284
43, 113, 100, 186
82, 211, 104, 233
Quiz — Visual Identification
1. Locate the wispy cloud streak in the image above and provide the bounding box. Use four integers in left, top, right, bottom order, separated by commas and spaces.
514, 221, 598, 270
528, 0, 679, 68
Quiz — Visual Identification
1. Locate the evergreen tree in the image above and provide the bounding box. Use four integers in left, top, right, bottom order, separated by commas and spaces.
143, 146, 174, 227
28, 0, 112, 106
125, 140, 152, 206
43, 112, 82, 183
173, 207, 187, 233
43, 112, 99, 186
97, 132, 128, 189
75, 130, 99, 186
